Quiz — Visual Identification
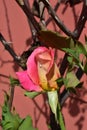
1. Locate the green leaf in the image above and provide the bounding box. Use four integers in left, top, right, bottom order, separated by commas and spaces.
18, 116, 38, 130
1, 93, 21, 130
63, 45, 86, 70
57, 103, 66, 130
67, 56, 73, 64
63, 48, 79, 61
1, 92, 38, 130
47, 91, 66, 130
47, 91, 58, 120
38, 30, 87, 55
64, 72, 80, 89
39, 30, 72, 50
10, 76, 20, 86
75, 41, 87, 56
63, 42, 87, 58
24, 91, 41, 98
56, 77, 64, 88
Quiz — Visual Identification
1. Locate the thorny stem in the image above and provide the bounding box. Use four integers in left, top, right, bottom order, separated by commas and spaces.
40, 1, 87, 129
23, 0, 38, 42
41, 0, 87, 75
41, 0, 75, 38
0, 33, 18, 110
0, 33, 21, 62
40, 0, 87, 107
0, 33, 29, 70
0, 0, 87, 129
46, 1, 61, 26
73, 1, 87, 39
16, 0, 41, 32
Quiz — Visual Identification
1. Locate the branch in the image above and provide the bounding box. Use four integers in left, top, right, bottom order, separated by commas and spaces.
73, 0, 87, 39
0, 33, 29, 70
46, 1, 61, 26
41, 0, 75, 37
16, 0, 41, 32
0, 33, 20, 62
60, 0, 87, 107
23, 0, 38, 43
8, 86, 15, 111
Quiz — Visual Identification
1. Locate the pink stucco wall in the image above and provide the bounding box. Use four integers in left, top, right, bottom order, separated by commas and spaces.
0, 1, 87, 130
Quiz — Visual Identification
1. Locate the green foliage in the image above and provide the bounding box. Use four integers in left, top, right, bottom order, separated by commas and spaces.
56, 71, 82, 93
39, 30, 87, 54
47, 91, 66, 130
57, 103, 66, 130
56, 77, 64, 88
10, 76, 20, 86
1, 92, 38, 130
1, 93, 22, 130
24, 91, 41, 98
39, 30, 71, 50
39, 29, 87, 74
18, 116, 38, 130
64, 71, 80, 89
63, 43, 87, 72
47, 91, 58, 121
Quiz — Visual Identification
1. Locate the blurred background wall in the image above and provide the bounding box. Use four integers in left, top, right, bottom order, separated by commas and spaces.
0, 1, 87, 130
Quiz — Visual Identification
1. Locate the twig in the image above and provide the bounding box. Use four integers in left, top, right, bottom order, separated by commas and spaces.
73, 1, 87, 39
40, 1, 87, 129
8, 86, 15, 111
60, 0, 87, 107
41, 0, 87, 75
0, 74, 9, 79
0, 33, 20, 111
23, 0, 38, 42
41, 0, 75, 37
0, 33, 20, 62
16, 0, 41, 33
46, 1, 61, 26
0, 33, 29, 70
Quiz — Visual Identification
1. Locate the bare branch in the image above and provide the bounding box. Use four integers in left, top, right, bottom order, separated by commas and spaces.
16, 0, 41, 32
0, 33, 20, 62
8, 86, 15, 111
0, 33, 27, 70
41, 0, 75, 37
46, 1, 61, 26
73, 1, 87, 39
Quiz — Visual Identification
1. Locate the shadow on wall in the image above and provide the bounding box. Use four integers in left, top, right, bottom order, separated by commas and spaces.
64, 85, 87, 130
32, 94, 50, 128
0, 1, 87, 130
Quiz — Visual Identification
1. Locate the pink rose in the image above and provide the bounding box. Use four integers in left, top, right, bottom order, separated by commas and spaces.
16, 47, 60, 92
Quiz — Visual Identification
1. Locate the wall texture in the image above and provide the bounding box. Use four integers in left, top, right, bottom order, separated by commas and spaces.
0, 1, 87, 130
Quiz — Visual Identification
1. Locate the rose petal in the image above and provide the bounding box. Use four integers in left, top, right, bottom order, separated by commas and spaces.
36, 50, 51, 61
37, 62, 48, 90
46, 63, 60, 90
27, 47, 50, 85
47, 48, 55, 72
36, 48, 55, 73
16, 71, 42, 92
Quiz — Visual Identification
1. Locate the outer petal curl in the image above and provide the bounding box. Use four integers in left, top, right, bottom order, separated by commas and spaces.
27, 47, 51, 85
16, 71, 42, 92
